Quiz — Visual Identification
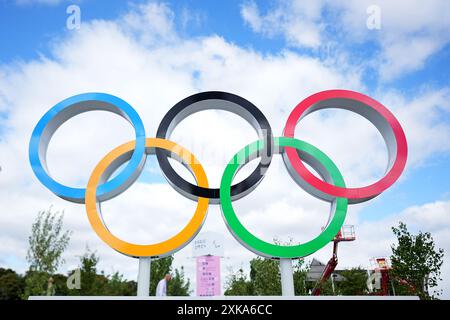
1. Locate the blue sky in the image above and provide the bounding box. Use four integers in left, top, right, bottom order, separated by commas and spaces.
1, 0, 450, 297
3, 0, 450, 92
0, 0, 278, 61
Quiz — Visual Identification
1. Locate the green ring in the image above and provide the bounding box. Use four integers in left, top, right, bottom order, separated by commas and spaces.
219, 137, 348, 259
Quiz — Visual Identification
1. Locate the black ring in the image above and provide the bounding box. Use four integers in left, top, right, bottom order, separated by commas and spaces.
156, 91, 274, 204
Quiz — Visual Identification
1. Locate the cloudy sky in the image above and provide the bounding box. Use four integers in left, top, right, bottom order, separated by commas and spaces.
0, 0, 449, 297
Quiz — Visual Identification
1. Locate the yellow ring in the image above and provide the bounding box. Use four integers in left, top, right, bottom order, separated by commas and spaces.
85, 138, 209, 257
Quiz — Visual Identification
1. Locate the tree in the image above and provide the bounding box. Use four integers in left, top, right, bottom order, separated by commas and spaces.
250, 257, 281, 295
224, 257, 309, 296
390, 222, 444, 299
149, 256, 173, 296
149, 256, 191, 296
51, 273, 70, 296
26, 207, 71, 273
22, 270, 50, 298
0, 268, 25, 300
312, 277, 336, 295
292, 259, 309, 295
70, 247, 137, 296
224, 268, 254, 296
338, 267, 368, 295
73, 248, 106, 296
104, 272, 137, 296
23, 207, 71, 298
168, 267, 191, 296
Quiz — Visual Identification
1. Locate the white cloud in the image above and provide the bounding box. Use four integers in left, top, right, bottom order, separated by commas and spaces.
241, 1, 262, 31
0, 1, 449, 298
179, 6, 206, 31
241, 1, 324, 48
122, 2, 178, 46
240, 0, 450, 80
334, 0, 450, 80
381, 88, 450, 167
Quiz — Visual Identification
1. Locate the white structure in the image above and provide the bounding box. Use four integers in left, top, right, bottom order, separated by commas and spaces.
192, 232, 224, 257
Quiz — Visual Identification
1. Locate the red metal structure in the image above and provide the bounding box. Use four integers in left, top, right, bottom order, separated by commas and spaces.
376, 258, 390, 295
367, 258, 391, 295
312, 225, 355, 295
368, 258, 417, 296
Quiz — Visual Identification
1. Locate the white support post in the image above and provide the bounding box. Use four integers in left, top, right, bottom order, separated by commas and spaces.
280, 258, 295, 296
137, 257, 151, 297
331, 273, 336, 295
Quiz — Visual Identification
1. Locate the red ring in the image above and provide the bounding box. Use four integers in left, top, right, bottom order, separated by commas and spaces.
283, 89, 407, 201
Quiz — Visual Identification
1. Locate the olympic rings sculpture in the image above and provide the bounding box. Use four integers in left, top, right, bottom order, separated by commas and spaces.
29, 90, 408, 259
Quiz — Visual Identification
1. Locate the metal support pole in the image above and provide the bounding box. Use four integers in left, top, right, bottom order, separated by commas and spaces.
331, 274, 336, 295
137, 257, 151, 296
280, 258, 295, 296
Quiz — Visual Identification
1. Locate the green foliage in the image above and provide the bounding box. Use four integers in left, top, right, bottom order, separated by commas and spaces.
250, 257, 281, 295
313, 277, 335, 295
224, 268, 254, 296
51, 273, 70, 296
338, 268, 368, 295
3, 206, 191, 299
292, 259, 309, 295
103, 272, 137, 296
26, 207, 71, 274
149, 256, 191, 296
23, 208, 71, 299
390, 222, 444, 299
22, 270, 50, 298
0, 268, 25, 300
224, 258, 309, 296
69, 248, 137, 296
3, 248, 188, 299
73, 248, 105, 296
150, 256, 173, 296
168, 267, 192, 296
10, 253, 139, 299
225, 259, 370, 297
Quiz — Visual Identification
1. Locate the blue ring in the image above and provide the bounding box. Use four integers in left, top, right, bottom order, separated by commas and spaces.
29, 93, 146, 203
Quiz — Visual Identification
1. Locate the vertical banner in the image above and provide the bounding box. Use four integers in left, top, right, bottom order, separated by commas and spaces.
196, 256, 221, 296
